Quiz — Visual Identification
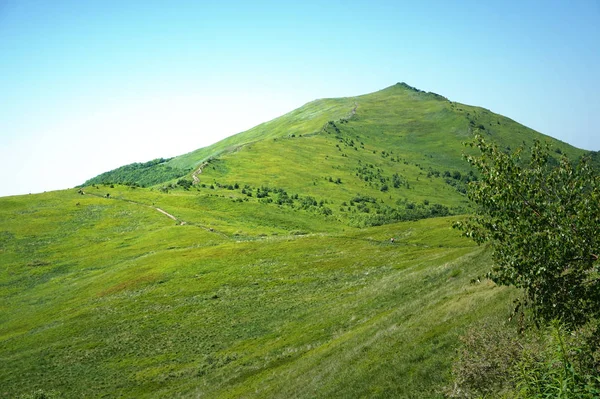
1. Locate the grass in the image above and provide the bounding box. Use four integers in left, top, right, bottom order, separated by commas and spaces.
2, 83, 582, 398
0, 186, 516, 398
83, 83, 587, 229
84, 84, 588, 225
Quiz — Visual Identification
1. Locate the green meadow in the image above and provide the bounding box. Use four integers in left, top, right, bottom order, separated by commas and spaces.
1, 84, 593, 398
0, 188, 516, 398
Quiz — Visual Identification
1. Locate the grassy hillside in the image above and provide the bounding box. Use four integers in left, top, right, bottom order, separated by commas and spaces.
88, 83, 588, 231
83, 83, 587, 229
170, 82, 586, 175
85, 84, 586, 189
1, 83, 586, 398
0, 187, 516, 398
82, 97, 356, 188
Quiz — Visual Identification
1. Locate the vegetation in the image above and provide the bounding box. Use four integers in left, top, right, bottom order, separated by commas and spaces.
83, 84, 590, 221
448, 320, 600, 398
0, 188, 515, 398
2, 84, 598, 398
456, 135, 600, 328
82, 158, 191, 187
450, 135, 600, 397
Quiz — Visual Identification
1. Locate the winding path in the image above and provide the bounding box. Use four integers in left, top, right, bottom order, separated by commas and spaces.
191, 162, 208, 185
78, 189, 227, 236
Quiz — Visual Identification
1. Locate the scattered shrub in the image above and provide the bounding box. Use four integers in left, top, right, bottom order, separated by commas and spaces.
177, 179, 193, 190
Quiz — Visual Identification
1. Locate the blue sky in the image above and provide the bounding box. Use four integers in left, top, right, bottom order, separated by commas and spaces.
1, 0, 598, 196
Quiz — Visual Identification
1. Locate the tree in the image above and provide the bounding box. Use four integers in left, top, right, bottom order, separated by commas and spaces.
177, 179, 192, 190
455, 135, 600, 328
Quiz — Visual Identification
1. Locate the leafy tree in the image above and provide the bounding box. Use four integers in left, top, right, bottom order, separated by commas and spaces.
456, 135, 600, 328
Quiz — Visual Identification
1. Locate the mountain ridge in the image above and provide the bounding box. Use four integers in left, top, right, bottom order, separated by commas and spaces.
77, 83, 592, 228
83, 82, 588, 190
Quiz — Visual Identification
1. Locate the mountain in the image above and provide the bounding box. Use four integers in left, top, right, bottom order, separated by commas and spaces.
0, 84, 589, 398
83, 83, 587, 229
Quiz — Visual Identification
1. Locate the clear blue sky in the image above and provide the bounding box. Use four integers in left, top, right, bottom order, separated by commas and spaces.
1, 0, 599, 197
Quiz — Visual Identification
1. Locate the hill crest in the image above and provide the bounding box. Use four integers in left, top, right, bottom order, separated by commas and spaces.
79, 83, 588, 229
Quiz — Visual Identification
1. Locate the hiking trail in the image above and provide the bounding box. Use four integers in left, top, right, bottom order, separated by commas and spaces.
191, 162, 209, 185
78, 189, 227, 237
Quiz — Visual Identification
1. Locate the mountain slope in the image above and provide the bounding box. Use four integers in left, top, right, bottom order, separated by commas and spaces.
82, 97, 357, 188
169, 82, 586, 174
0, 83, 589, 398
84, 83, 588, 229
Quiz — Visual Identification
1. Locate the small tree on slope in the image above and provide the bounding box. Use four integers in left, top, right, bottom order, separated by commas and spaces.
455, 135, 600, 329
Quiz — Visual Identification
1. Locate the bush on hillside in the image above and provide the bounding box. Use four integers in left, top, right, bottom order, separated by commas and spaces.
450, 135, 600, 398
177, 179, 193, 190
456, 135, 600, 328
446, 320, 522, 398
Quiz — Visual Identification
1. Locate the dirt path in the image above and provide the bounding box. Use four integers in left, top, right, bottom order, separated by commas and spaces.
78, 190, 229, 236
121, 198, 181, 223
155, 207, 177, 221
318, 102, 359, 135
191, 162, 208, 185
343, 102, 358, 121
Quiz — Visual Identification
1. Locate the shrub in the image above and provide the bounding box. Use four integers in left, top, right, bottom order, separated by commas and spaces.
446, 320, 522, 398
351, 194, 377, 203
456, 135, 600, 328
515, 321, 600, 399
448, 320, 600, 398
177, 179, 193, 190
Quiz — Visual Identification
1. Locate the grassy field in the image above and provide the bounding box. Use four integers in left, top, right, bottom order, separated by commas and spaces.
0, 187, 516, 398
2, 83, 582, 397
